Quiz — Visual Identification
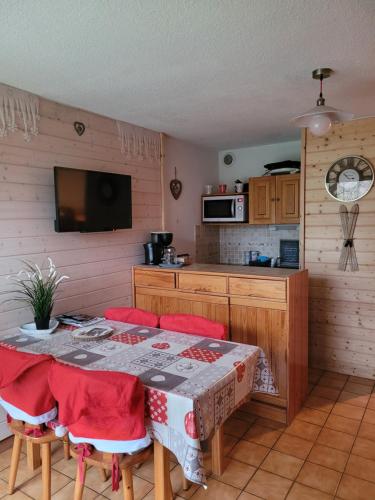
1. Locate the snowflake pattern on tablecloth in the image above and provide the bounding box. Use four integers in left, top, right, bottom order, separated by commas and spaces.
214, 379, 235, 426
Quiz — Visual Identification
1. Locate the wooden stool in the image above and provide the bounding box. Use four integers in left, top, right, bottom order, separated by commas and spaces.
8, 419, 59, 500
70, 443, 153, 500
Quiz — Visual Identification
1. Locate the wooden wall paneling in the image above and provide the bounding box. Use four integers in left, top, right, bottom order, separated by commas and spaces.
304, 118, 375, 378
0, 96, 162, 339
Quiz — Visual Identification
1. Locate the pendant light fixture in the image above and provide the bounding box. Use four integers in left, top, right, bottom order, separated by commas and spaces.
292, 68, 354, 136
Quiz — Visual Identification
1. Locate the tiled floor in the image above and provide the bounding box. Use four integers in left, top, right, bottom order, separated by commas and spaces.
2, 368, 375, 499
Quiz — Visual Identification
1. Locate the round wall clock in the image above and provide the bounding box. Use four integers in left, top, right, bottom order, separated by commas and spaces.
325, 155, 374, 202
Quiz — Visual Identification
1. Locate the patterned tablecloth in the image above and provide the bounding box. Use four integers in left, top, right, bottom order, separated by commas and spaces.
0, 320, 277, 485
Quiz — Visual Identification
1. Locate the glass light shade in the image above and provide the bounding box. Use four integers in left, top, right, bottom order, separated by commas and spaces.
292, 105, 354, 131
309, 114, 332, 136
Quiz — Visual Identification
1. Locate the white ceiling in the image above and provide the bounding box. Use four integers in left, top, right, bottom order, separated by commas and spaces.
1, 0, 375, 149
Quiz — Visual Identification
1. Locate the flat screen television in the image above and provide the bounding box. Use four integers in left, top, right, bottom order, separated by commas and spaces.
54, 166, 132, 232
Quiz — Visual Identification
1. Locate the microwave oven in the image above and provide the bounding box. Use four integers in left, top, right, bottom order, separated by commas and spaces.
202, 194, 248, 223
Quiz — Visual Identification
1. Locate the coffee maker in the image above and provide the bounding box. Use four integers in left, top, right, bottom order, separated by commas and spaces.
143, 232, 176, 265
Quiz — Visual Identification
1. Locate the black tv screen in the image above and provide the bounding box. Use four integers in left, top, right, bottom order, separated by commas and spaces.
54, 167, 132, 232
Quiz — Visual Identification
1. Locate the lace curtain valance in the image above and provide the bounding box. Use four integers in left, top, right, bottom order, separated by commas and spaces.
0, 84, 40, 142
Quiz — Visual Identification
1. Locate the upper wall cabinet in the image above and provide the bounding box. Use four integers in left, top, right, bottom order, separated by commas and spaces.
249, 174, 300, 225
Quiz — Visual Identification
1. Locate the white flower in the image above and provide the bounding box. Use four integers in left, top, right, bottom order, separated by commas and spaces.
55, 275, 69, 285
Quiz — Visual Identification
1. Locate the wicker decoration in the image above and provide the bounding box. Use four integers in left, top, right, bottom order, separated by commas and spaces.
338, 204, 359, 271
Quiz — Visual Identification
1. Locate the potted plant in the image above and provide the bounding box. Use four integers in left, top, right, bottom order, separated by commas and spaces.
5, 258, 69, 330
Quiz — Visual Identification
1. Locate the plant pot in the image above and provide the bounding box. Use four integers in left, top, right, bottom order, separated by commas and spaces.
34, 316, 50, 330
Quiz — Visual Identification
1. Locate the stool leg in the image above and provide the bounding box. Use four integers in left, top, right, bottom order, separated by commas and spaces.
63, 436, 70, 460
41, 442, 51, 500
8, 435, 22, 494
181, 468, 190, 491
122, 467, 134, 500
100, 467, 108, 482
73, 461, 87, 500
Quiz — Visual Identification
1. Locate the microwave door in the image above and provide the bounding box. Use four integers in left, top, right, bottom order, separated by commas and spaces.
203, 198, 235, 221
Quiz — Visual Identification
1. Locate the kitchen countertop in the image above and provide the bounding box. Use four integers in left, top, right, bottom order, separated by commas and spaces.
134, 263, 303, 280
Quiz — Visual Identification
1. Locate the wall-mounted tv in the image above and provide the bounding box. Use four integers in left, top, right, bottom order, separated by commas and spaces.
54, 166, 132, 232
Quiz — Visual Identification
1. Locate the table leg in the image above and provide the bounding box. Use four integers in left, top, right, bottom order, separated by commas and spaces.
211, 424, 224, 475
26, 441, 41, 470
154, 440, 172, 500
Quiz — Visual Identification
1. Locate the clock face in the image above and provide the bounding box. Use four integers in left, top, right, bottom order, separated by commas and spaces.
325, 156, 374, 202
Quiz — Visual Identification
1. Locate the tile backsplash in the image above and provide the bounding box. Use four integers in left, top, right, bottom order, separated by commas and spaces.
196, 224, 299, 264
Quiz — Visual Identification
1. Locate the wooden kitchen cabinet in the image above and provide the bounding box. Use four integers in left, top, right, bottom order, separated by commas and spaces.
249, 174, 300, 225
133, 264, 308, 424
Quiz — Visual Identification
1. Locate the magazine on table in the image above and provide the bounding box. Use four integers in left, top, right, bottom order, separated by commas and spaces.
56, 313, 104, 327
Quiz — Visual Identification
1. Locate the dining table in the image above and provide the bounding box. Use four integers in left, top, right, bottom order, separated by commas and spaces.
0, 319, 277, 500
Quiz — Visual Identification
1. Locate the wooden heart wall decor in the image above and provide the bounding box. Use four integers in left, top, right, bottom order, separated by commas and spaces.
74, 121, 85, 136
170, 167, 182, 200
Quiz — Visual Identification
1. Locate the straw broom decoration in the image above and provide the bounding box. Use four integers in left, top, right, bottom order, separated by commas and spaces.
338, 204, 359, 272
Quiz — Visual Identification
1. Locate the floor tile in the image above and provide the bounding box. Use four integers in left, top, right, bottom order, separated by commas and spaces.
254, 418, 286, 431
211, 458, 256, 489
169, 465, 200, 499
0, 448, 25, 473
273, 433, 313, 460
296, 461, 341, 494
52, 456, 78, 479
367, 394, 375, 410
351, 436, 375, 461
232, 410, 257, 425
318, 373, 347, 390
343, 382, 373, 396
223, 434, 239, 456
51, 480, 97, 499
285, 419, 321, 442
245, 469, 292, 500
101, 475, 153, 499
132, 456, 174, 483
19, 469, 71, 498
286, 482, 333, 499
311, 386, 340, 402
237, 493, 262, 500
260, 450, 303, 480
363, 408, 375, 425
307, 444, 349, 472
0, 491, 32, 499
224, 417, 251, 438
244, 424, 281, 448
336, 473, 375, 500
347, 376, 374, 388
345, 454, 375, 483
331, 402, 365, 421
189, 477, 241, 500
295, 407, 328, 426
324, 413, 360, 436
304, 395, 334, 413
84, 465, 112, 494
229, 440, 269, 467
316, 428, 355, 452
357, 421, 375, 442
308, 368, 323, 385
338, 391, 370, 408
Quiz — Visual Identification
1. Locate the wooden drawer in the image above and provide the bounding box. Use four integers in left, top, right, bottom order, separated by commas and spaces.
178, 273, 227, 294
134, 269, 175, 289
229, 277, 286, 301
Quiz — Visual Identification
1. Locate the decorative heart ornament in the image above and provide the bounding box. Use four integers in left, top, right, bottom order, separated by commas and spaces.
74, 121, 85, 136
170, 167, 182, 200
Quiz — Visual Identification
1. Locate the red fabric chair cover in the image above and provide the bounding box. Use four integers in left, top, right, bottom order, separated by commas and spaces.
48, 362, 148, 441
159, 314, 227, 340
104, 307, 159, 328
0, 346, 56, 419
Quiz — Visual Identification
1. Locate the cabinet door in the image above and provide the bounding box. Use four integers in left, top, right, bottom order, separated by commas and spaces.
135, 287, 229, 327
230, 303, 287, 399
275, 174, 300, 224
249, 177, 275, 224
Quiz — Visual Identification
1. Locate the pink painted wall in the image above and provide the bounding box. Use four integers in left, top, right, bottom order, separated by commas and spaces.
163, 136, 218, 258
